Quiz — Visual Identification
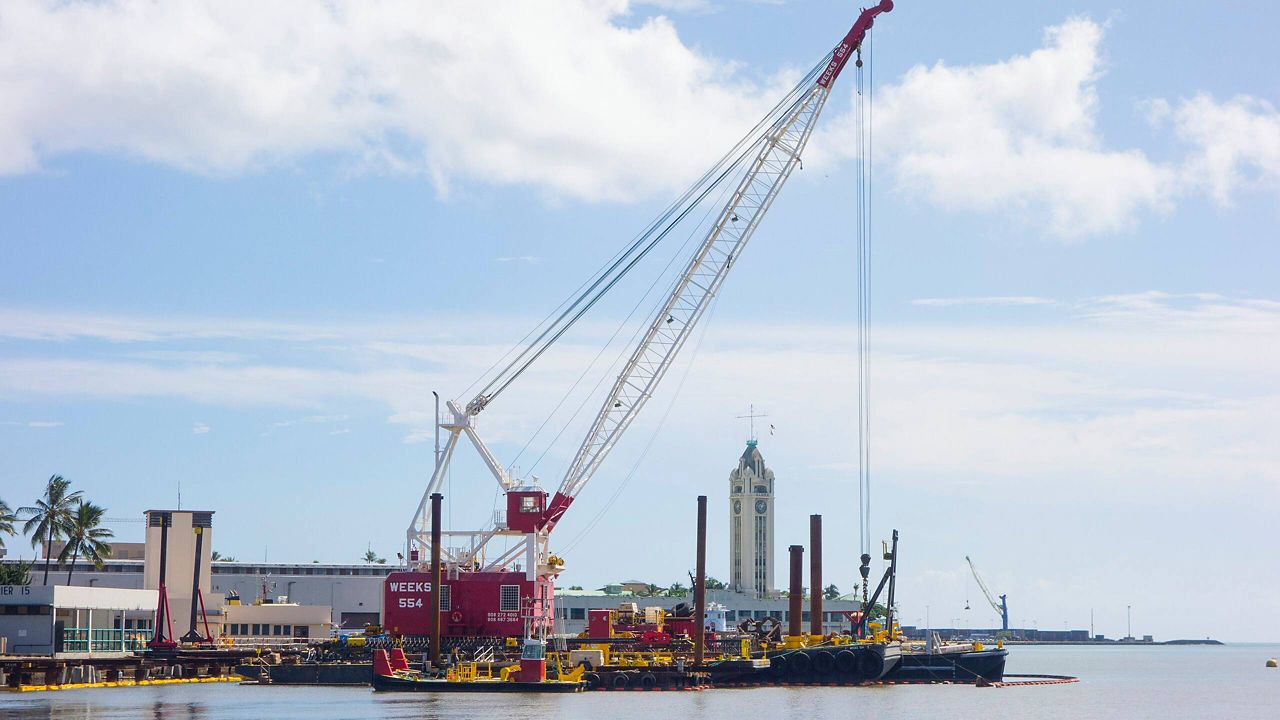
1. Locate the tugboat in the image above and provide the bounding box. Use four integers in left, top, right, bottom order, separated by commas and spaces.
370, 643, 584, 693
372, 591, 585, 693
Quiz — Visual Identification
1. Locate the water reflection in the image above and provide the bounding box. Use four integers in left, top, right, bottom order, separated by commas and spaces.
2, 647, 1278, 720
0, 698, 209, 720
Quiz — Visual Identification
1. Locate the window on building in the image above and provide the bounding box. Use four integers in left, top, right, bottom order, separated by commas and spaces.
519, 495, 539, 513
802, 611, 811, 622
281, 625, 291, 636
569, 608, 585, 620
294, 626, 308, 639
439, 585, 451, 611
251, 623, 260, 635
273, 625, 283, 636
724, 610, 736, 621
500, 585, 521, 612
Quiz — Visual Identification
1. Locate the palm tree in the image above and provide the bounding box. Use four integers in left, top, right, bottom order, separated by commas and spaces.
19, 475, 82, 585
823, 584, 841, 600
59, 501, 113, 584
362, 549, 384, 564
0, 498, 16, 549
667, 581, 688, 597
0, 558, 32, 585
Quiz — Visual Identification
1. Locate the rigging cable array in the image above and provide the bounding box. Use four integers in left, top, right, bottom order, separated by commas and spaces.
856, 22, 876, 595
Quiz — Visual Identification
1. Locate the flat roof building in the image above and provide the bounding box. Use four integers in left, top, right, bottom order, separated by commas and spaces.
0, 585, 157, 658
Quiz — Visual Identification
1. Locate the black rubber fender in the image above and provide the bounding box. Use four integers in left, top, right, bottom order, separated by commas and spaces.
611, 672, 631, 689
812, 650, 836, 674
584, 672, 601, 689
638, 672, 658, 689
857, 650, 884, 679
835, 649, 859, 674
770, 654, 789, 676
788, 651, 813, 676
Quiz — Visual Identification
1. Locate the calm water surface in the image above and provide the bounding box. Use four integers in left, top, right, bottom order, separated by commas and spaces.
2, 645, 1277, 719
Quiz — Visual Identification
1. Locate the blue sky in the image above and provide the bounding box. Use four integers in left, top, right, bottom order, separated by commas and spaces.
1, 1, 1277, 641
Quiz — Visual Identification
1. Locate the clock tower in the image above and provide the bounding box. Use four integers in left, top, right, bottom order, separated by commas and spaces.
729, 439, 775, 597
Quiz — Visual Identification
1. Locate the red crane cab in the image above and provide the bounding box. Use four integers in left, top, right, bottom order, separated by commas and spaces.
505, 487, 548, 533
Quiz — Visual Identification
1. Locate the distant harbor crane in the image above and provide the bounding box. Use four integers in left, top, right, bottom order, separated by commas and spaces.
965, 555, 1009, 632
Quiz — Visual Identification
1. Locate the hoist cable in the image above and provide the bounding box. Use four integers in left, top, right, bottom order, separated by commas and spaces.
864, 29, 875, 556
856, 30, 877, 557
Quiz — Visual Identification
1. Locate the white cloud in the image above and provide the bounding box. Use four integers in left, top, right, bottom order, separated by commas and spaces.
272, 414, 350, 428
2, 420, 64, 428
1078, 291, 1280, 334
192, 421, 211, 434
127, 350, 248, 364
0, 0, 785, 201
0, 293, 1276, 493
0, 308, 347, 343
634, 0, 717, 13
912, 296, 1055, 307
1170, 93, 1280, 205
4, 5, 1274, 237
819, 18, 1176, 237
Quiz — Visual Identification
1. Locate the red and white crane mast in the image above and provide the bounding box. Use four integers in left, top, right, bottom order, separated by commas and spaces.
392, 1, 893, 639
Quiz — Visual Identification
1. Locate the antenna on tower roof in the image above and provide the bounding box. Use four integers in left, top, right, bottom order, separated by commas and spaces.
736, 403, 769, 444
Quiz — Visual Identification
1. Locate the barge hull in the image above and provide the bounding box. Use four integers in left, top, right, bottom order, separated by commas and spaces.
886, 648, 1008, 683
371, 673, 582, 693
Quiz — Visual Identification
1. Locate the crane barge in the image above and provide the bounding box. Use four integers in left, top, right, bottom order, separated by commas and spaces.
382, 1, 896, 647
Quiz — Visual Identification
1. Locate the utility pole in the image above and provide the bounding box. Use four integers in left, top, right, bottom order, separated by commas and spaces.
1127, 605, 1132, 640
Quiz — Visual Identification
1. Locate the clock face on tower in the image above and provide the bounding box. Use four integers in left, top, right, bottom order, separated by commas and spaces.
733, 500, 742, 515
755, 499, 768, 514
